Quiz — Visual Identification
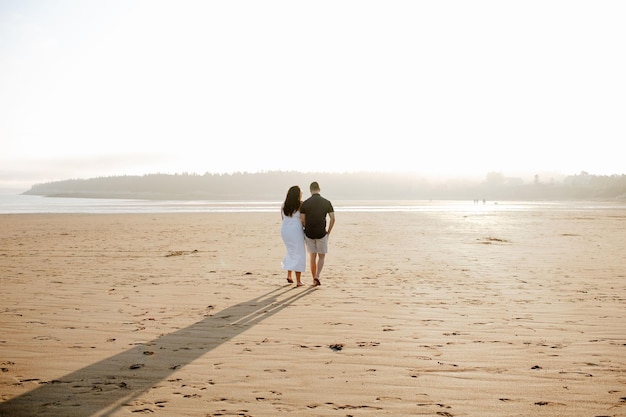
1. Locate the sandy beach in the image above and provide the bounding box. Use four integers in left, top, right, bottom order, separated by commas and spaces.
1, 206, 625, 416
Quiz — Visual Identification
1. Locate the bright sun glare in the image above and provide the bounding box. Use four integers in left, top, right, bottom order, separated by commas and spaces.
1, 1, 625, 190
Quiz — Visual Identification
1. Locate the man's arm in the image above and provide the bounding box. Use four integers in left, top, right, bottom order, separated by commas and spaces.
327, 212, 335, 235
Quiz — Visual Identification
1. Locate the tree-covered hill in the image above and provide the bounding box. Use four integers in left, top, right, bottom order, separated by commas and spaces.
23, 171, 626, 201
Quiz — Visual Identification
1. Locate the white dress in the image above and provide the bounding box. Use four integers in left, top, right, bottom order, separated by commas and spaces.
281, 210, 306, 272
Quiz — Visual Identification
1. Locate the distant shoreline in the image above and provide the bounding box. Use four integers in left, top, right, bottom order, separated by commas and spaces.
20, 193, 626, 203
20, 171, 626, 201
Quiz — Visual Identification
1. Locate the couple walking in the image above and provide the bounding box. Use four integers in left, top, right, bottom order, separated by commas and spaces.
280, 181, 335, 287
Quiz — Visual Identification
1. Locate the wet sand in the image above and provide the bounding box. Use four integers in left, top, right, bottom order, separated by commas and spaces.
0, 207, 625, 416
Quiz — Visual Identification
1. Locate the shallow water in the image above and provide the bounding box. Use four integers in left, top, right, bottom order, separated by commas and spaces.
0, 194, 623, 214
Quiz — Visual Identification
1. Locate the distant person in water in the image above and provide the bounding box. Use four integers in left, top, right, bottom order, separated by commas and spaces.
280, 185, 306, 286
300, 181, 335, 287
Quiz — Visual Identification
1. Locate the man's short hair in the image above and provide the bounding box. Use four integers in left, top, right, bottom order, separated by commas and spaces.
310, 181, 320, 192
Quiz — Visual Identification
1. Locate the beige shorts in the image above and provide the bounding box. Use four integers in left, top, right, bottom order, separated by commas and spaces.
305, 234, 328, 254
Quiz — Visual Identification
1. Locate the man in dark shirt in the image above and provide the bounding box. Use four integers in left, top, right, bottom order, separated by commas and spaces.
300, 181, 335, 286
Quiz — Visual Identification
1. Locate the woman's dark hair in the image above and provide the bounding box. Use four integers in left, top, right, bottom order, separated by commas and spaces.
283, 185, 301, 217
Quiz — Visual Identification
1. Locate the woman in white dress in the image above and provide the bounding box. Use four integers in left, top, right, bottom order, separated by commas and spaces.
281, 185, 306, 286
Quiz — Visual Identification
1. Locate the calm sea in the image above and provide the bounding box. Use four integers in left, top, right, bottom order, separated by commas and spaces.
0, 194, 623, 214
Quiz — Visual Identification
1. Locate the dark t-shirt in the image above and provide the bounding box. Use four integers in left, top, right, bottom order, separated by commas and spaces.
300, 193, 334, 239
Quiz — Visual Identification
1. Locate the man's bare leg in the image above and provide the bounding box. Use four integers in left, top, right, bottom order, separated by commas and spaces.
309, 252, 317, 281
315, 253, 326, 283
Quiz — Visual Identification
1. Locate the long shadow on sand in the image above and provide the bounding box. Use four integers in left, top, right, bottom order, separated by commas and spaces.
0, 285, 314, 417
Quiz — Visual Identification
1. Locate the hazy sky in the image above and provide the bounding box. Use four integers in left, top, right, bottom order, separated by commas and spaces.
1, 1, 625, 191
